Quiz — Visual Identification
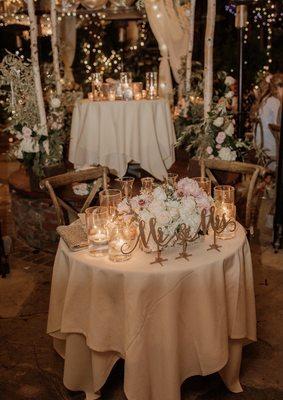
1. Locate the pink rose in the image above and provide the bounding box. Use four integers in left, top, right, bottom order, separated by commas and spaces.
216, 144, 222, 150
177, 178, 201, 198
216, 131, 226, 144
206, 146, 213, 155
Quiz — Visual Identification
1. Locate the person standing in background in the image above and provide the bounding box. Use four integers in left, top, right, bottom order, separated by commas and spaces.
254, 73, 283, 170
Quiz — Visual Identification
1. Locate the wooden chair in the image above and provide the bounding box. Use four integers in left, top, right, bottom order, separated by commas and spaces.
199, 158, 265, 232
40, 166, 109, 226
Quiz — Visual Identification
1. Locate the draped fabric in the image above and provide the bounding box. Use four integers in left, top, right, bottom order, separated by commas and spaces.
145, 0, 190, 97
61, 16, 77, 84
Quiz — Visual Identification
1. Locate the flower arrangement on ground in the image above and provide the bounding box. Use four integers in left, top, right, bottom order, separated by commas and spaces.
117, 178, 213, 240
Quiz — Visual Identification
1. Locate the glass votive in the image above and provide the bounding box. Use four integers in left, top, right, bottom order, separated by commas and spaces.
85, 206, 109, 256
142, 90, 147, 99
120, 72, 133, 84
108, 84, 116, 101
215, 203, 236, 239
146, 71, 158, 99
122, 83, 133, 101
88, 92, 94, 100
193, 177, 211, 196
115, 82, 123, 100
108, 219, 136, 262
115, 176, 135, 199
214, 185, 235, 204
132, 82, 142, 100
101, 83, 110, 100
141, 177, 154, 194
92, 72, 103, 101
165, 173, 178, 188
99, 189, 122, 218
214, 185, 236, 239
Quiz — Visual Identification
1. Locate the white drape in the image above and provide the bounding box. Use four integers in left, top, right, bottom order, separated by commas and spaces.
145, 0, 189, 97
61, 16, 77, 84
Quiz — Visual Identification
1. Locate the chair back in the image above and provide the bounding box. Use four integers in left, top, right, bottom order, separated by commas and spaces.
40, 167, 109, 226
199, 158, 265, 231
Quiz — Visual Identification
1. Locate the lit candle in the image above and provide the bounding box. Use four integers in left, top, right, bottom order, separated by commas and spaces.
134, 92, 142, 100
108, 91, 116, 101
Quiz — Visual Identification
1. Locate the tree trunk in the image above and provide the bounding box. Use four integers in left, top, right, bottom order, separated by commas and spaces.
27, 0, 47, 133
50, 0, 62, 97
185, 0, 196, 99
203, 0, 216, 116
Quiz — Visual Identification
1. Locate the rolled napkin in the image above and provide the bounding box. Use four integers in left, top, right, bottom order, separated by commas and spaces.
57, 219, 88, 251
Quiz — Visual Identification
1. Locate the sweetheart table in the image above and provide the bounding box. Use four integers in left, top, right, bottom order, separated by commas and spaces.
68, 98, 176, 181
47, 223, 256, 400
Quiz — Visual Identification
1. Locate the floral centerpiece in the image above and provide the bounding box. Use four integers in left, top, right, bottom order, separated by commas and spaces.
117, 178, 213, 251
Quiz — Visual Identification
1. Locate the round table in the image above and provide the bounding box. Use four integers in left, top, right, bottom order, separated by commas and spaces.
47, 223, 256, 400
68, 98, 176, 180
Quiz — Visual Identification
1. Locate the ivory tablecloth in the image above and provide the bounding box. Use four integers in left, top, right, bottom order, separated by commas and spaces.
68, 99, 176, 180
47, 224, 256, 400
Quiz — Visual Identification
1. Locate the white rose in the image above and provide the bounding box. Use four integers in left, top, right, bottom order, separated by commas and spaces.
181, 196, 196, 214
14, 147, 23, 159
224, 76, 236, 86
43, 139, 50, 155
73, 183, 89, 196
213, 117, 224, 127
50, 97, 61, 108
22, 126, 32, 138
153, 187, 167, 202
20, 138, 34, 153
157, 211, 171, 225
225, 122, 234, 136
218, 147, 237, 161
225, 90, 234, 99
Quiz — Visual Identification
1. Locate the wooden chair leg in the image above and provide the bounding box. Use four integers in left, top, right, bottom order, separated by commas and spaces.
45, 181, 65, 226
245, 168, 260, 230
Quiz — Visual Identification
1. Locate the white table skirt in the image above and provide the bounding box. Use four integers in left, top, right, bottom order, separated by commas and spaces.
68, 99, 176, 180
47, 224, 257, 400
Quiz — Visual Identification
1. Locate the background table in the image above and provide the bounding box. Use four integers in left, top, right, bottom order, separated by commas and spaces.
68, 99, 176, 180
47, 224, 256, 400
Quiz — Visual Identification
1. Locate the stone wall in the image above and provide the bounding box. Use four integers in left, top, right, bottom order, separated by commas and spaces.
11, 190, 58, 252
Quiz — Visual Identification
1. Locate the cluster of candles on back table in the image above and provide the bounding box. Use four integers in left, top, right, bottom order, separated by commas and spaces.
85, 176, 237, 263
88, 71, 158, 101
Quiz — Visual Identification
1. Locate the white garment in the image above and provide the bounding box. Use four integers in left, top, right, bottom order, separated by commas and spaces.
255, 96, 281, 158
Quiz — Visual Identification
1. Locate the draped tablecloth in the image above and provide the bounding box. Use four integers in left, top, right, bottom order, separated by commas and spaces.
47, 224, 256, 400
68, 99, 176, 180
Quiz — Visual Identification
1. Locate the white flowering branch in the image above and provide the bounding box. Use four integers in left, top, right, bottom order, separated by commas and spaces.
203, 0, 216, 116
27, 0, 47, 133
50, 0, 62, 97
